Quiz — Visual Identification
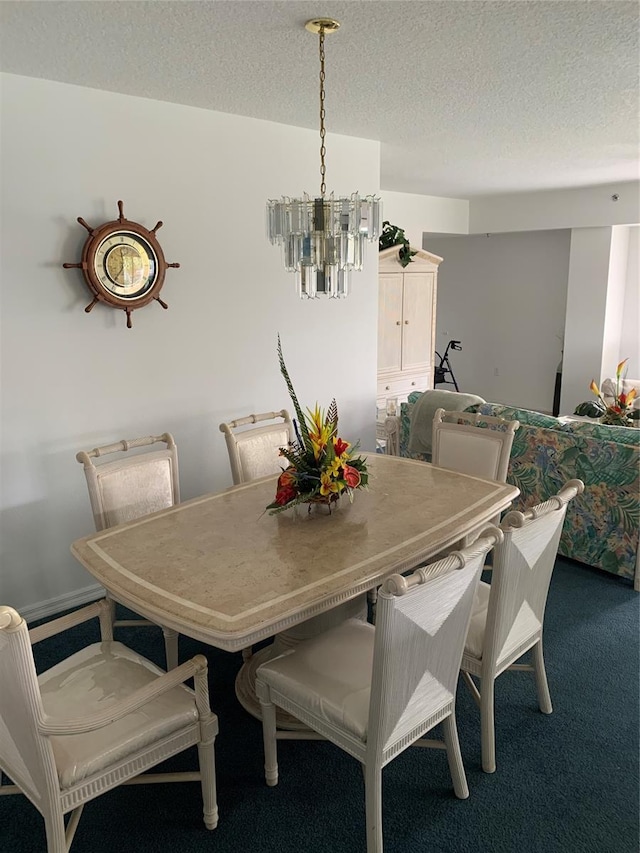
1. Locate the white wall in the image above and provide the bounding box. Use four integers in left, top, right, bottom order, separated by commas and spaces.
426, 231, 570, 411
621, 226, 640, 378
560, 228, 614, 415
0, 74, 380, 614
601, 226, 630, 380
560, 225, 639, 413
381, 190, 469, 248
469, 182, 640, 234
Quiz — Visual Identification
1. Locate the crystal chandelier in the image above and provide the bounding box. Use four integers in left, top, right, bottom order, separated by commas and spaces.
267, 18, 381, 299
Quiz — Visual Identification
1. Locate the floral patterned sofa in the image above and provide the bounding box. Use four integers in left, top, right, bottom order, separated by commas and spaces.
396, 393, 640, 589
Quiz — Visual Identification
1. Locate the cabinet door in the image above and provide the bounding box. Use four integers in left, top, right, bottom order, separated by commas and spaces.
401, 271, 435, 372
378, 273, 403, 373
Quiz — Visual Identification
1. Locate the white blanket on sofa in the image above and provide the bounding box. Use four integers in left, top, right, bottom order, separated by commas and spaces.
408, 389, 486, 455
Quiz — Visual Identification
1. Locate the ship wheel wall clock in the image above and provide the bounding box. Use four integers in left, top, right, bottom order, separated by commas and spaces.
63, 200, 180, 328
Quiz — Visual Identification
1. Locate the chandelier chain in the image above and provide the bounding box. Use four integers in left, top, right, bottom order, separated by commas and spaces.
319, 25, 326, 198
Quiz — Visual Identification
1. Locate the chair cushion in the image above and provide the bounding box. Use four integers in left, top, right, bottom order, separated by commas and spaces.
98, 453, 175, 528
463, 581, 491, 659
39, 642, 198, 789
434, 429, 504, 481
237, 427, 290, 481
257, 618, 375, 741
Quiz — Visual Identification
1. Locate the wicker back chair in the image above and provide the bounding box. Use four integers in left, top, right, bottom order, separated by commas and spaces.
461, 479, 584, 772
255, 529, 502, 853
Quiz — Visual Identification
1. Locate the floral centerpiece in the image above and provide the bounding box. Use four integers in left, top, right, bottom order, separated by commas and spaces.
589, 358, 637, 426
266, 338, 369, 515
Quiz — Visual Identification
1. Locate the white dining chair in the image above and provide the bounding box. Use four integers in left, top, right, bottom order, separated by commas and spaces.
432, 407, 520, 549
76, 433, 181, 669
219, 409, 293, 485
255, 528, 503, 853
407, 389, 487, 459
461, 478, 584, 773
0, 599, 218, 852
432, 407, 519, 484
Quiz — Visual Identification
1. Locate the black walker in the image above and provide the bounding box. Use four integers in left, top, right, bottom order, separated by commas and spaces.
434, 340, 462, 391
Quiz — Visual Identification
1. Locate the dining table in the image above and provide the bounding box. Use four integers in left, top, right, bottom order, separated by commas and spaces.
71, 453, 519, 725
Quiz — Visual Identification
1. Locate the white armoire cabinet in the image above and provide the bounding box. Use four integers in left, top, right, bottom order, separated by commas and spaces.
377, 245, 442, 410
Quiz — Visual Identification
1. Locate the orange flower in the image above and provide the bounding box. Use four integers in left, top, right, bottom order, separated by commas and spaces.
277, 469, 296, 489
616, 358, 629, 379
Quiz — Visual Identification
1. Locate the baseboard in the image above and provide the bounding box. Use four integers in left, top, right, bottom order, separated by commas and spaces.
20, 583, 104, 623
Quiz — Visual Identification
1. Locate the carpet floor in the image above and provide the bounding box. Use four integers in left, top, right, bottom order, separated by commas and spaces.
1, 557, 638, 852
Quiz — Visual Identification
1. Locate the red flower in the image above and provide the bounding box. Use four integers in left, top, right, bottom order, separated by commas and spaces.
274, 469, 298, 505
333, 437, 350, 457
343, 465, 361, 489
275, 486, 297, 506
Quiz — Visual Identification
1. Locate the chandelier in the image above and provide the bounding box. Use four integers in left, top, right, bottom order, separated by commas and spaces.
267, 18, 381, 299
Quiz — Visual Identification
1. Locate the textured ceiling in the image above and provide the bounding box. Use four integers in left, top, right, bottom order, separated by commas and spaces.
1, 0, 638, 198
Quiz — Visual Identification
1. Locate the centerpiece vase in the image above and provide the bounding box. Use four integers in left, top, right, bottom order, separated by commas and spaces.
301, 492, 342, 514
601, 408, 632, 427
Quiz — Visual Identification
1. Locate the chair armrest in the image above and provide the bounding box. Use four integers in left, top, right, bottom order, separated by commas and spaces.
37, 654, 211, 736
29, 599, 110, 645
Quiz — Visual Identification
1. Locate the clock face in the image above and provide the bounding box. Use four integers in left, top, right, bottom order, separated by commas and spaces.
94, 231, 158, 300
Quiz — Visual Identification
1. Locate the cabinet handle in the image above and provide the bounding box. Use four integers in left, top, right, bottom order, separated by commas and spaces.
411, 381, 416, 386
404, 320, 409, 325
396, 321, 401, 326
385, 386, 390, 391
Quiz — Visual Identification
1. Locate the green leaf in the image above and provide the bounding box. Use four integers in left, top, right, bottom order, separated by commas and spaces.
379, 221, 415, 266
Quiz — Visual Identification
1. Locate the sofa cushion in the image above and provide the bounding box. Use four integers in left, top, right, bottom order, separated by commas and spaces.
476, 403, 560, 431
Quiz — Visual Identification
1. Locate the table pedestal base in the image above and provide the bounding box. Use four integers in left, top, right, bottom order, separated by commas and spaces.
235, 593, 368, 730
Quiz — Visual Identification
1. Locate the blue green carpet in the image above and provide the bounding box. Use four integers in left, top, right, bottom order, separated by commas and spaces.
2, 558, 638, 852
